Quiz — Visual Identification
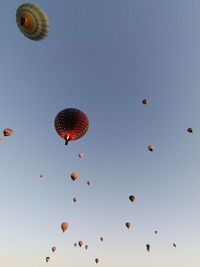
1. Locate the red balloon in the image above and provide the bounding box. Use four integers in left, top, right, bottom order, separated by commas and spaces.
54, 108, 89, 145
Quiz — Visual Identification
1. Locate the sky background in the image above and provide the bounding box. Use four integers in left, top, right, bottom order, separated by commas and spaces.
0, 0, 200, 266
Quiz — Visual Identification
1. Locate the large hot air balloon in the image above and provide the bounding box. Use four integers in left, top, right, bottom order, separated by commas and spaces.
52, 246, 56, 253
95, 258, 99, 264
146, 244, 150, 252
71, 172, 79, 181
3, 128, 13, 136
54, 108, 89, 145
46, 257, 50, 263
78, 241, 83, 247
61, 222, 68, 233
125, 222, 131, 229
129, 195, 135, 203
16, 3, 49, 41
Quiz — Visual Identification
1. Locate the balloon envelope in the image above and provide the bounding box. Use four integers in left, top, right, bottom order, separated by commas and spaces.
3, 128, 13, 136
61, 222, 68, 233
71, 172, 79, 181
16, 3, 49, 41
52, 246, 56, 253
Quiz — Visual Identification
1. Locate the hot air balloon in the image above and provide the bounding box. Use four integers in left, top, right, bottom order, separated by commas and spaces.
100, 237, 103, 242
16, 3, 49, 41
85, 245, 88, 250
39, 174, 43, 178
79, 152, 84, 158
74, 242, 77, 247
52, 246, 56, 253
87, 181, 90, 186
95, 258, 99, 264
71, 172, 79, 181
0, 137, 4, 141
146, 244, 150, 252
61, 222, 68, 233
129, 195, 135, 203
125, 222, 131, 229
142, 99, 149, 105
73, 197, 77, 202
46, 257, 50, 263
54, 108, 89, 145
3, 128, 13, 136
187, 128, 193, 133
154, 230, 158, 234
148, 145, 155, 152
78, 241, 83, 247
173, 243, 176, 247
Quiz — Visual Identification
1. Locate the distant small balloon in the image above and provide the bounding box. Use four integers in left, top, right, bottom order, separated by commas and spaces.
142, 99, 149, 105
73, 197, 77, 202
154, 230, 158, 234
100, 237, 103, 242
187, 128, 193, 133
173, 243, 176, 248
95, 258, 99, 264
71, 172, 79, 181
125, 222, 131, 229
46, 257, 50, 263
61, 222, 68, 233
85, 245, 88, 250
78, 241, 83, 247
146, 244, 150, 252
0, 137, 3, 141
148, 145, 155, 152
52, 246, 56, 253
79, 152, 84, 158
87, 181, 90, 186
74, 242, 77, 247
3, 128, 13, 136
39, 174, 43, 178
129, 195, 135, 203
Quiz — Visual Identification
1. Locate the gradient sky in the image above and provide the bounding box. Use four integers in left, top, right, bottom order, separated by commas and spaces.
1, 0, 200, 266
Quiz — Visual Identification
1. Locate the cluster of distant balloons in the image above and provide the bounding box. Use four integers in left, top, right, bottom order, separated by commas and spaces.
13, 2, 186, 264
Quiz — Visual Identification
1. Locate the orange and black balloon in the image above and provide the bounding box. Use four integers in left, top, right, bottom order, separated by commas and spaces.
54, 108, 89, 145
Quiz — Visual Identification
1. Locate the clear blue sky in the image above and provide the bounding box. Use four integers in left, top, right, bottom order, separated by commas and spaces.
1, 0, 200, 266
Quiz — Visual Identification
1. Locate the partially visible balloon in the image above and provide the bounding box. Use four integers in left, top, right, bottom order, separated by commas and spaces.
16, 3, 49, 41
148, 145, 155, 152
61, 222, 68, 233
3, 128, 13, 136
0, 137, 3, 141
46, 257, 50, 263
54, 108, 89, 145
125, 222, 131, 229
52, 246, 56, 253
78, 241, 83, 247
71, 172, 79, 181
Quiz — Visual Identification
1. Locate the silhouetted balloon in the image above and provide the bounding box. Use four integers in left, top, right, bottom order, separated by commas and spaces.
187, 128, 193, 133
87, 181, 90, 186
71, 172, 79, 181
100, 237, 103, 242
129, 195, 135, 203
73, 197, 77, 202
125, 222, 131, 229
46, 257, 50, 263
146, 244, 150, 252
3, 128, 13, 136
142, 99, 149, 105
52, 246, 56, 253
95, 258, 99, 264
16, 3, 49, 41
154, 230, 157, 234
148, 145, 155, 152
61, 222, 68, 233
54, 108, 89, 145
79, 152, 84, 158
78, 241, 83, 247
39, 174, 43, 178
74, 243, 77, 247
85, 245, 88, 250
173, 243, 176, 247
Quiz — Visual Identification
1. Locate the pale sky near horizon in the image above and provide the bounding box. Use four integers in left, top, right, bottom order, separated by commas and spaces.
0, 1, 200, 266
